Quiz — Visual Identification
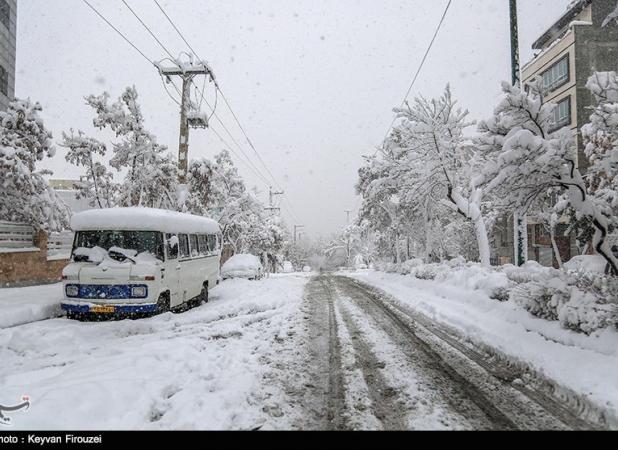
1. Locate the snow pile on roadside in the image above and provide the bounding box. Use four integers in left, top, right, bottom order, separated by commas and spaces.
0, 275, 309, 430
373, 259, 617, 335
376, 258, 512, 301
509, 266, 618, 335
345, 270, 618, 426
0, 284, 63, 329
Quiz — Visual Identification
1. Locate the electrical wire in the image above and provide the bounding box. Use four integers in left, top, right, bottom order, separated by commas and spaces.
376, 0, 453, 155
152, 0, 304, 223
82, 0, 154, 66
120, 0, 176, 61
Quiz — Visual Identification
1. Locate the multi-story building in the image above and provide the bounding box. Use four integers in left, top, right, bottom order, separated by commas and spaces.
493, 0, 618, 267
0, 0, 15, 111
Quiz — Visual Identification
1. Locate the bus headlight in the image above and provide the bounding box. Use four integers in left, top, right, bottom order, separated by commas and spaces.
130, 285, 148, 299
66, 285, 79, 298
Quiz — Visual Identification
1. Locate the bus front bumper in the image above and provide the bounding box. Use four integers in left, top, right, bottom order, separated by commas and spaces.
61, 302, 159, 316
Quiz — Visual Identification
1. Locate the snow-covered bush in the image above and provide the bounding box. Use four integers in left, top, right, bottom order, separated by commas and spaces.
510, 269, 618, 335
509, 278, 571, 321
400, 258, 424, 275
413, 265, 438, 280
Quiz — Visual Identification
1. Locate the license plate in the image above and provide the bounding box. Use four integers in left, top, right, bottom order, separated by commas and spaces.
90, 305, 115, 314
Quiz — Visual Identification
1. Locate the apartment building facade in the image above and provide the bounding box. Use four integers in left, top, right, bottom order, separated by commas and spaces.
493, 0, 618, 267
0, 0, 15, 111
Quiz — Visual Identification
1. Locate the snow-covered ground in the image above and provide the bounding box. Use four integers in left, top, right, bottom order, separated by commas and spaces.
345, 270, 618, 426
0, 274, 310, 430
0, 283, 63, 329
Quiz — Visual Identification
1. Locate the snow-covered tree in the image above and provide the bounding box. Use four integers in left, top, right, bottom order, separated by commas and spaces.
380, 86, 491, 266
581, 72, 618, 229
192, 149, 287, 258
0, 99, 70, 231
356, 154, 407, 264
478, 80, 618, 274
85, 87, 178, 209
185, 158, 213, 216
61, 129, 116, 209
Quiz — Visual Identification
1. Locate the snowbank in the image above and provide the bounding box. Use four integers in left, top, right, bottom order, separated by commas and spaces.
564, 255, 608, 274
346, 269, 618, 426
0, 284, 63, 329
376, 259, 511, 301
71, 207, 220, 235
0, 274, 309, 430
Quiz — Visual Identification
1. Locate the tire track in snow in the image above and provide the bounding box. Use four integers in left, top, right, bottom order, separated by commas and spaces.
338, 276, 598, 430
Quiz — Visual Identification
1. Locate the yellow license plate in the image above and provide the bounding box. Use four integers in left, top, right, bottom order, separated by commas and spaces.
90, 305, 116, 314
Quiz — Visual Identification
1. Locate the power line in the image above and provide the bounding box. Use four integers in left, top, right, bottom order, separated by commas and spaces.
152, 1, 292, 198
210, 126, 272, 187
152, 0, 303, 222
377, 0, 453, 154
121, 0, 176, 61
153, 0, 201, 60
196, 84, 274, 186
81, 0, 154, 66
216, 88, 280, 188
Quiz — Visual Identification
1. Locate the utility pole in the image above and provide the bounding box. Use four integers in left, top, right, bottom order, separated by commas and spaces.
294, 225, 304, 245
265, 187, 284, 215
345, 210, 352, 267
157, 60, 215, 188
510, 0, 527, 267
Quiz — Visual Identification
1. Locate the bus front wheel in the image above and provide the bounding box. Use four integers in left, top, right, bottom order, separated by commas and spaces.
157, 292, 171, 314
201, 283, 209, 304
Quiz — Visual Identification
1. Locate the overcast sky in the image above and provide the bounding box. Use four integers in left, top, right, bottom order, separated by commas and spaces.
16, 0, 572, 237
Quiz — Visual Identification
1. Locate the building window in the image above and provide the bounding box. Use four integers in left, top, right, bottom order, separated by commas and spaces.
0, 65, 7, 96
541, 55, 569, 94
0, 1, 9, 30
550, 96, 571, 132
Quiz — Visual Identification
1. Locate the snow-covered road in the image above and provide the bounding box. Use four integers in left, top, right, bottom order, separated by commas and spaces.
0, 274, 311, 430
295, 275, 605, 430
0, 273, 611, 430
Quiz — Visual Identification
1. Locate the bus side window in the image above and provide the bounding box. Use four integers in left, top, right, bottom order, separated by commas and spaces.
179, 234, 190, 259
189, 234, 199, 258
208, 235, 218, 253
166, 234, 178, 260
198, 235, 208, 256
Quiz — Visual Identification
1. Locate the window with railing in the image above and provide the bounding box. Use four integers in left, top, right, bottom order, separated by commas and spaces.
550, 96, 571, 132
542, 55, 569, 94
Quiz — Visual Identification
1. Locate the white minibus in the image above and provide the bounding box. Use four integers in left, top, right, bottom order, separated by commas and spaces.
61, 208, 221, 319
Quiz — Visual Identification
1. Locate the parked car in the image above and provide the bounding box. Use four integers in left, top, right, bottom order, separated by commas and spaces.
222, 254, 264, 280
282, 261, 294, 273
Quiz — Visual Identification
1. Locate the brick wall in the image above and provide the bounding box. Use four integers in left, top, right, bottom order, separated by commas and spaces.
0, 231, 69, 286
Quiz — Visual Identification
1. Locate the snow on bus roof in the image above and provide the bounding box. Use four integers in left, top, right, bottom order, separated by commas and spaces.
71, 208, 220, 235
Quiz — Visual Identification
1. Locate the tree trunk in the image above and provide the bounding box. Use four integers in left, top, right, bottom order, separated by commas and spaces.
473, 214, 492, 268
549, 225, 564, 269
445, 187, 491, 268
561, 167, 618, 275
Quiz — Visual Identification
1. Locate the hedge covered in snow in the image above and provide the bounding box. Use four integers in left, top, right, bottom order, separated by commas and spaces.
372, 258, 618, 335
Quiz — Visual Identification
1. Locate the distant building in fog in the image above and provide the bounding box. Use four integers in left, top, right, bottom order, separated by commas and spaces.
49, 179, 92, 214
0, 0, 16, 111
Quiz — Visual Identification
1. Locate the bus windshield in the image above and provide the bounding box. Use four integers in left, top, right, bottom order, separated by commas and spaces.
72, 231, 164, 261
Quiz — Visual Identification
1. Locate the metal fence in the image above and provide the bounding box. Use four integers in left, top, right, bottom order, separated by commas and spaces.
0, 221, 36, 250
